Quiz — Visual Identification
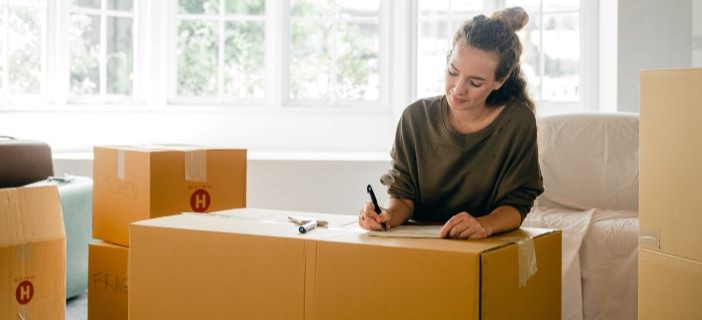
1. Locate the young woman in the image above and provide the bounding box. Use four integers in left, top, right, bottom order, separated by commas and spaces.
359, 7, 543, 239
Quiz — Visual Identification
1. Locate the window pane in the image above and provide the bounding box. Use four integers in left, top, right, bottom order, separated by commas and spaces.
70, 13, 100, 95
8, 8, 42, 94
108, 0, 133, 12
505, 0, 540, 14
544, 0, 578, 12
452, 0, 483, 15
542, 13, 579, 103
417, 19, 450, 98
107, 16, 133, 95
224, 21, 264, 98
518, 12, 541, 102
291, 0, 333, 17
290, 20, 331, 100
179, 0, 219, 14
72, 0, 100, 9
177, 19, 218, 96
418, 0, 448, 16
0, 7, 5, 91
335, 0, 379, 18
335, 22, 379, 101
225, 0, 264, 15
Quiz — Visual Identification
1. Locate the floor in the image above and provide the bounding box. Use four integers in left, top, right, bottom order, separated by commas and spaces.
66, 292, 88, 320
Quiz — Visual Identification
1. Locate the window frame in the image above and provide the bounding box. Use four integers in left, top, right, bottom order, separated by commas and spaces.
0, 0, 599, 154
65, 0, 140, 105
412, 0, 598, 116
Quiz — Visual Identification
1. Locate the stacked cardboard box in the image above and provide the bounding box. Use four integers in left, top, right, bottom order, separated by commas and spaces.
88, 145, 247, 319
1, 185, 66, 319
128, 208, 561, 320
640, 69, 702, 319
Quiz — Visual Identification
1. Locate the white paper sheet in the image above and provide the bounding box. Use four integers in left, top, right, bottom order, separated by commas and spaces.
367, 225, 443, 238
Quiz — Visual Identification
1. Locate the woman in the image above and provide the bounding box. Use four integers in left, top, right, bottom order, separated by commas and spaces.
359, 7, 543, 239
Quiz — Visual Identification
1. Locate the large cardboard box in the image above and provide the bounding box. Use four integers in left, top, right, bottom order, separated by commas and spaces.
640, 68, 702, 262
88, 241, 128, 320
93, 145, 247, 246
129, 209, 561, 320
639, 248, 702, 320
0, 185, 66, 319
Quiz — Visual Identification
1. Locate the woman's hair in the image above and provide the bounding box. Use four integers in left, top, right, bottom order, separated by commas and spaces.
451, 7, 535, 111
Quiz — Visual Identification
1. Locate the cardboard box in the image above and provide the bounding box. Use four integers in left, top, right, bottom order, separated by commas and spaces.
93, 145, 247, 246
129, 209, 561, 320
639, 248, 702, 320
640, 68, 702, 262
1, 185, 66, 319
88, 241, 128, 320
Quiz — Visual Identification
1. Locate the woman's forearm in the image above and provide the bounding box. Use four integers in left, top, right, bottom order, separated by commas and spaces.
384, 197, 414, 227
478, 205, 522, 235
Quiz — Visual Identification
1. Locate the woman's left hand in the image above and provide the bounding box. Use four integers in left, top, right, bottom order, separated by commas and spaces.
439, 211, 493, 239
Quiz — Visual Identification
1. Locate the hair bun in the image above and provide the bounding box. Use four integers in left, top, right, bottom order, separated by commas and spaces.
491, 7, 529, 32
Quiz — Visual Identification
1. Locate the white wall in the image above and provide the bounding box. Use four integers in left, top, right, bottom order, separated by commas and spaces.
616, 0, 692, 112
53, 155, 392, 216
694, 0, 702, 66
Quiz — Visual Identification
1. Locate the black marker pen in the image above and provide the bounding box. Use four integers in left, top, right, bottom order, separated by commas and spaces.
367, 184, 387, 231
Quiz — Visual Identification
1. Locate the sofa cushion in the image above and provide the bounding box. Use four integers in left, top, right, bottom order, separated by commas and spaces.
536, 113, 639, 211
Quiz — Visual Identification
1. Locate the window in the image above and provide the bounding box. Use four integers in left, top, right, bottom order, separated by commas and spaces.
170, 0, 385, 107
174, 0, 266, 100
416, 0, 584, 114
0, 0, 45, 99
288, 0, 381, 105
69, 0, 135, 98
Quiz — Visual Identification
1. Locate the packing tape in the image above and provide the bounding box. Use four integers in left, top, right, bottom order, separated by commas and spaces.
185, 150, 207, 182
517, 238, 538, 288
16, 242, 31, 262
639, 228, 659, 249
117, 150, 125, 179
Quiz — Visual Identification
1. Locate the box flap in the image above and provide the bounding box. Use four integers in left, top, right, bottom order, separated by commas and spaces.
131, 208, 556, 255
0, 185, 65, 247
130, 209, 355, 241
481, 229, 561, 319
96, 145, 246, 153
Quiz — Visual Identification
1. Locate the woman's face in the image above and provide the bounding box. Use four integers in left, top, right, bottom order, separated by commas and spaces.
444, 43, 505, 112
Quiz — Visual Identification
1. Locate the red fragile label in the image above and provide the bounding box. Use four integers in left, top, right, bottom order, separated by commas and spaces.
16, 280, 34, 305
190, 189, 211, 212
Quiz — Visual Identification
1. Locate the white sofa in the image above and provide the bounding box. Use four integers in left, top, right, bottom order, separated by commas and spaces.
523, 112, 639, 320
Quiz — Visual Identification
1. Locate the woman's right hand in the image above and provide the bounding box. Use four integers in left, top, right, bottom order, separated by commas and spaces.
358, 202, 391, 231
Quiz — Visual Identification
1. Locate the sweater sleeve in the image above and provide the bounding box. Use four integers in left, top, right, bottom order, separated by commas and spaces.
381, 113, 419, 204
494, 113, 544, 221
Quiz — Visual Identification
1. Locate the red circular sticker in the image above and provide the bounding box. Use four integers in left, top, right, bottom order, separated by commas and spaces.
16, 280, 34, 305
190, 189, 211, 212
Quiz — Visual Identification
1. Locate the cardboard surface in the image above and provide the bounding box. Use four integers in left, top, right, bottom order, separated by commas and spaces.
93, 145, 247, 246
88, 241, 128, 320
639, 248, 702, 320
640, 68, 702, 261
129, 208, 560, 320
0, 185, 66, 319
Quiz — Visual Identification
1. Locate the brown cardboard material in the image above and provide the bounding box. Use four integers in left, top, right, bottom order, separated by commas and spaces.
129, 208, 561, 320
0, 185, 66, 319
638, 248, 702, 320
640, 68, 702, 261
88, 241, 128, 320
92, 145, 246, 246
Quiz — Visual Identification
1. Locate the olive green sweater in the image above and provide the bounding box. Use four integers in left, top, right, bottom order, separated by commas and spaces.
381, 95, 544, 222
